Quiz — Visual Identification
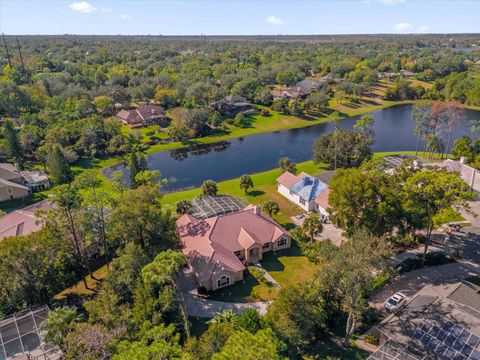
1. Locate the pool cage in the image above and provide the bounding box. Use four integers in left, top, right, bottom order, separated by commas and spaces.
0, 306, 62, 360
190, 195, 245, 219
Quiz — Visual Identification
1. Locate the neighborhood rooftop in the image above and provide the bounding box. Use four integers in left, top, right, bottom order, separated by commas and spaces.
0, 306, 62, 360
290, 174, 328, 202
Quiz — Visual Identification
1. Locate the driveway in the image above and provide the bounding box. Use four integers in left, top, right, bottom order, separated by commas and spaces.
178, 267, 272, 318
369, 261, 480, 310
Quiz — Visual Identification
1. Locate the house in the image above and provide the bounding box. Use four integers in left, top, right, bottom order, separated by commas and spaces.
115, 104, 168, 128
0, 163, 24, 184
210, 95, 257, 117
0, 200, 51, 241
176, 204, 291, 291
277, 171, 330, 216
20, 170, 50, 191
369, 281, 480, 359
439, 158, 480, 193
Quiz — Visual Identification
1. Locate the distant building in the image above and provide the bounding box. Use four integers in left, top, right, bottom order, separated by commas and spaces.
116, 104, 168, 128
0, 164, 49, 202
277, 171, 330, 216
0, 200, 51, 241
176, 204, 290, 291
271, 77, 329, 100
210, 95, 257, 117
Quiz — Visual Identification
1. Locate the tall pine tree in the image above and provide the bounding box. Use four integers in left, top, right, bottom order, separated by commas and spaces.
3, 119, 24, 170
47, 145, 72, 185
129, 148, 148, 188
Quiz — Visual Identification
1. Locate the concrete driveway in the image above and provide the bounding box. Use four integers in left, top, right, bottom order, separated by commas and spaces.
369, 261, 480, 311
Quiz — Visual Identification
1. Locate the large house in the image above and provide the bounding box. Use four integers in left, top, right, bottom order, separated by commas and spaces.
210, 95, 257, 117
115, 104, 168, 128
176, 204, 291, 291
0, 163, 49, 202
277, 171, 330, 216
0, 200, 51, 241
272, 77, 332, 100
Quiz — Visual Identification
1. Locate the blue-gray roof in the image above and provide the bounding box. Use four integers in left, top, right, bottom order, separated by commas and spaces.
290, 175, 328, 202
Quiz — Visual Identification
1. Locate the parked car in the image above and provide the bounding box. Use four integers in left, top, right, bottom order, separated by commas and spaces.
384, 292, 407, 312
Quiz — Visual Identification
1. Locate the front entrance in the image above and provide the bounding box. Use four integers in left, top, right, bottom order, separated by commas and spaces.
247, 247, 261, 263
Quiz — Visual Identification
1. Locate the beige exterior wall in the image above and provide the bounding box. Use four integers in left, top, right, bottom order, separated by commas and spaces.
273, 235, 291, 251
203, 269, 244, 291
0, 185, 29, 202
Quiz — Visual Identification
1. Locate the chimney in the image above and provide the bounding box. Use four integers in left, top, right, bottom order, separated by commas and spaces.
253, 205, 261, 215
460, 157, 466, 164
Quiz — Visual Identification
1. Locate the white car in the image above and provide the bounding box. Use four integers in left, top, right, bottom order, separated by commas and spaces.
384, 292, 407, 312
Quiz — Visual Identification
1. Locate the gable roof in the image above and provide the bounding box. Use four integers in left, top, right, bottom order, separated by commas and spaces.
278, 171, 330, 203
225, 94, 248, 104
277, 171, 300, 188
176, 205, 288, 281
0, 163, 22, 182
0, 177, 29, 191
116, 104, 166, 124
0, 200, 51, 241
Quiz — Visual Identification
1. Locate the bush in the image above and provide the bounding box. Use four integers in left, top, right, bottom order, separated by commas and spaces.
398, 251, 455, 273
248, 267, 272, 286
365, 335, 379, 346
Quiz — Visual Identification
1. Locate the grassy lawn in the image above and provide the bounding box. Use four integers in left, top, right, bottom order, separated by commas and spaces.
54, 264, 109, 299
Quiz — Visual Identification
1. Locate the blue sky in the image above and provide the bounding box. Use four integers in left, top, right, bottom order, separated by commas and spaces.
1, 0, 479, 35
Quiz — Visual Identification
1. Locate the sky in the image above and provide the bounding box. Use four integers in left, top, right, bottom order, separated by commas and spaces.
0, 0, 479, 35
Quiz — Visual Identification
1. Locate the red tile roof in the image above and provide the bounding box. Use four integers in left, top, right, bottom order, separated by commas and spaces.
116, 104, 166, 126
0, 200, 52, 241
314, 188, 331, 210
176, 205, 288, 281
277, 171, 300, 189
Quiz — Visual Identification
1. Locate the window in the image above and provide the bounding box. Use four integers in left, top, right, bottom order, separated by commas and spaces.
299, 198, 306, 205
263, 243, 270, 249
217, 276, 230, 287
234, 250, 242, 258
277, 237, 288, 247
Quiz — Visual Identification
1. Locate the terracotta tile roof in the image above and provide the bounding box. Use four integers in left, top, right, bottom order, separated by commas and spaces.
315, 188, 331, 210
277, 171, 301, 189
0, 200, 52, 241
176, 205, 288, 279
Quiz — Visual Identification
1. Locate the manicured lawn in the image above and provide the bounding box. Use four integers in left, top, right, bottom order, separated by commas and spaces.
206, 271, 278, 303
262, 245, 320, 288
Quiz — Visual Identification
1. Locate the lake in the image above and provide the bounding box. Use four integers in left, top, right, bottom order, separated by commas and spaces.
104, 104, 480, 192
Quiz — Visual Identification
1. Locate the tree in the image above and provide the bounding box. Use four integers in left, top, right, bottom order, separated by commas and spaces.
3, 119, 24, 169
330, 111, 341, 170
402, 170, 475, 260
50, 184, 93, 288
129, 148, 148, 188
46, 145, 72, 185
411, 101, 431, 156
65, 323, 120, 360
239, 174, 254, 194
302, 213, 323, 242
176, 200, 193, 214
201, 180, 218, 196
318, 230, 392, 346
94, 95, 114, 116
278, 157, 297, 174
353, 115, 375, 146
451, 136, 474, 162
212, 328, 286, 360
234, 112, 248, 128
262, 201, 280, 217
41, 307, 81, 346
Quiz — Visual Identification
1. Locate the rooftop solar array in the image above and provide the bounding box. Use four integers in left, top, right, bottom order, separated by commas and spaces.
412, 320, 480, 360
190, 195, 245, 219
0, 306, 62, 360
369, 321, 480, 360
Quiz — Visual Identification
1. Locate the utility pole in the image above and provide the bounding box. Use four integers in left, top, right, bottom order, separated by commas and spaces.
2, 33, 12, 68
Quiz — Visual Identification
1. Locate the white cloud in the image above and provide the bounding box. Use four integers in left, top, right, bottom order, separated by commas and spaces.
393, 22, 413, 32
266, 15, 284, 25
418, 25, 429, 33
120, 13, 131, 19
68, 1, 96, 13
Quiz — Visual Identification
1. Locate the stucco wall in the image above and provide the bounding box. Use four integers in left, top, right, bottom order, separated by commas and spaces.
0, 186, 29, 202
278, 183, 311, 212
206, 269, 244, 291
273, 235, 291, 251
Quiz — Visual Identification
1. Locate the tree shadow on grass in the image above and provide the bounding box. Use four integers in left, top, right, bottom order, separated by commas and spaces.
248, 190, 265, 197
205, 272, 263, 303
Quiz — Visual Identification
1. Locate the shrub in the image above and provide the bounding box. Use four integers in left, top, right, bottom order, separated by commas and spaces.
365, 335, 379, 346
398, 251, 455, 273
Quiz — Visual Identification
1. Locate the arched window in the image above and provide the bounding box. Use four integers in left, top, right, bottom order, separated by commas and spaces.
277, 237, 287, 247
217, 275, 230, 287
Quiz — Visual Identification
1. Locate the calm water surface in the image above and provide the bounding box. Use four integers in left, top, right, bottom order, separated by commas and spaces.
105, 105, 480, 192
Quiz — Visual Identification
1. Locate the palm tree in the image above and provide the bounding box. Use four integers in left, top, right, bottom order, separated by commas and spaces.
208, 310, 237, 325
262, 201, 280, 217
40, 307, 81, 346
201, 180, 218, 196
239, 175, 254, 194
331, 112, 341, 170
302, 213, 323, 242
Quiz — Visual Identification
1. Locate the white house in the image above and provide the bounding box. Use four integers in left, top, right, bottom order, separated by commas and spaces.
277, 171, 330, 216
